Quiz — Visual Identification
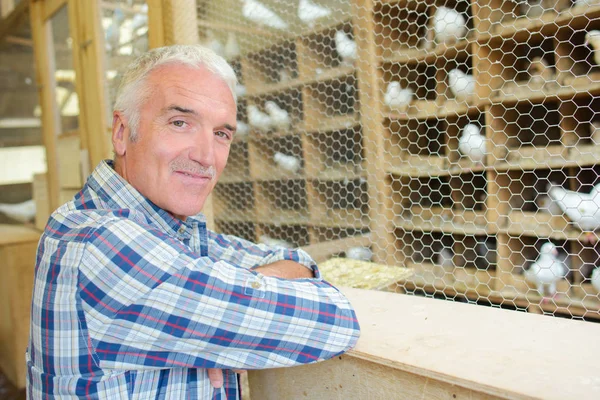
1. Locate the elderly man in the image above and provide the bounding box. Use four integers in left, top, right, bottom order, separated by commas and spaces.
27, 45, 360, 398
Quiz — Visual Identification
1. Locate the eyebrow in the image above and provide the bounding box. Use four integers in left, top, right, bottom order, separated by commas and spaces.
165, 105, 236, 132
164, 105, 197, 115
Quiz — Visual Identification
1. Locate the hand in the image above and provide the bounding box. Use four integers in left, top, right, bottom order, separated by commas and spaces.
253, 260, 314, 279
207, 368, 247, 389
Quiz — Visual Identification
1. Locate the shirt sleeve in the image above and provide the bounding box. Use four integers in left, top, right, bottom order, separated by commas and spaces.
207, 230, 319, 276
78, 217, 360, 371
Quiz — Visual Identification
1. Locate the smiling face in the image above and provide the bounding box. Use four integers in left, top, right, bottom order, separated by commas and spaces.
112, 63, 237, 220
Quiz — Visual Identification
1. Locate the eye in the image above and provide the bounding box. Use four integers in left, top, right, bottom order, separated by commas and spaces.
215, 130, 231, 140
172, 120, 186, 128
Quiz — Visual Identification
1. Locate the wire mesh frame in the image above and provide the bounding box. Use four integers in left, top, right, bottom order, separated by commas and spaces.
198, 0, 600, 321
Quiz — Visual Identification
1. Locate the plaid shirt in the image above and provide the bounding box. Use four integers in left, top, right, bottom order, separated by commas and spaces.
27, 160, 360, 399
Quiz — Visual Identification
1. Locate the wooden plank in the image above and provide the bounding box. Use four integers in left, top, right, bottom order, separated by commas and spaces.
250, 355, 497, 400
0, 0, 27, 42
250, 287, 600, 399
161, 0, 198, 45
0, 237, 39, 388
42, 0, 67, 21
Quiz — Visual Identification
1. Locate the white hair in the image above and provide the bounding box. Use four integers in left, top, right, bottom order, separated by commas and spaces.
113, 44, 238, 141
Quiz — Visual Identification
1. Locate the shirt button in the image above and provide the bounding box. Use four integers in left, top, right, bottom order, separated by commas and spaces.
251, 281, 262, 289
178, 226, 186, 234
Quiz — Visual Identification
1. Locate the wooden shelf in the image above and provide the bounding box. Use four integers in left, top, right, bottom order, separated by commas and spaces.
254, 211, 310, 226
302, 113, 360, 134
381, 36, 473, 66
396, 207, 490, 236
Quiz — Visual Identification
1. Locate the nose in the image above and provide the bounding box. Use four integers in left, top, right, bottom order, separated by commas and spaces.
189, 127, 216, 167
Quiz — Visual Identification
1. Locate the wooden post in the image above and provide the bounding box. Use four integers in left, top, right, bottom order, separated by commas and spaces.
352, 0, 394, 265
30, 0, 60, 211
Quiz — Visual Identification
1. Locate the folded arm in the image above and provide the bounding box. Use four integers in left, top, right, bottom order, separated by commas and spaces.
78, 217, 360, 372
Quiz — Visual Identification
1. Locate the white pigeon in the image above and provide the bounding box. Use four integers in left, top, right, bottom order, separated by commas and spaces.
586, 30, 600, 66
432, 6, 467, 45
273, 152, 301, 174
592, 268, 600, 293
247, 104, 272, 132
105, 8, 126, 52
204, 30, 224, 57
264, 101, 291, 130
298, 0, 331, 28
384, 82, 413, 111
448, 69, 475, 101
259, 234, 294, 249
346, 246, 373, 262
236, 121, 250, 138
225, 32, 241, 59
458, 124, 487, 165
235, 84, 247, 98
547, 182, 600, 232
523, 242, 566, 298
335, 30, 357, 66
130, 4, 148, 34
0, 199, 36, 223
242, 0, 289, 30
590, 120, 600, 144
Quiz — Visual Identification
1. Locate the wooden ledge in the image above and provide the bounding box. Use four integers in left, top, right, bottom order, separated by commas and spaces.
250, 288, 600, 399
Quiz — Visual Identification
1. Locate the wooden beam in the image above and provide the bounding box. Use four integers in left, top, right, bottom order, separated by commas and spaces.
147, 0, 165, 49
5, 35, 33, 46
69, 0, 111, 169
30, 0, 60, 211
0, 0, 28, 43
160, 0, 198, 45
42, 0, 67, 21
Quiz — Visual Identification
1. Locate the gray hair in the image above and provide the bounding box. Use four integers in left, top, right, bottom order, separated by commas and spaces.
113, 44, 238, 141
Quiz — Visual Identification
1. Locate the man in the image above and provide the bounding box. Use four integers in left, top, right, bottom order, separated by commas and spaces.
27, 45, 360, 398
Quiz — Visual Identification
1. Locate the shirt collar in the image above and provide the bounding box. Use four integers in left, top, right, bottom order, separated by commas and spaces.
87, 160, 206, 237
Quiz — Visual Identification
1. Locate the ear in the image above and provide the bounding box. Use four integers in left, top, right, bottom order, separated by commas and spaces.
112, 111, 129, 156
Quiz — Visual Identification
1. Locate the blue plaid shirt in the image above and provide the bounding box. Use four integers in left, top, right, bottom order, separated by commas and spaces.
27, 160, 360, 399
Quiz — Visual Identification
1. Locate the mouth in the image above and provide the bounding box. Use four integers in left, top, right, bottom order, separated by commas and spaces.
174, 170, 213, 182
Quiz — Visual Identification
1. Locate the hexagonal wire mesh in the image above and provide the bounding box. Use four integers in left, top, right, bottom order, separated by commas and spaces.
200, 0, 600, 321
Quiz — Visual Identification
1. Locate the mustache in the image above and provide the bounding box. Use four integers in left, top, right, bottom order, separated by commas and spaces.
169, 159, 216, 179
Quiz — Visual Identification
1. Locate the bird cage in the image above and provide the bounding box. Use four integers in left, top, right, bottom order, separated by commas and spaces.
197, 0, 600, 322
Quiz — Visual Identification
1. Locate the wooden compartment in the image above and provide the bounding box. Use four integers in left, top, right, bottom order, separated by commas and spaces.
298, 21, 354, 79
242, 40, 299, 94
255, 179, 309, 224
488, 101, 564, 168
257, 223, 310, 248
385, 118, 449, 174
249, 135, 304, 180
556, 19, 600, 87
374, 0, 429, 59
450, 170, 488, 213
302, 72, 358, 130
220, 141, 250, 183
308, 177, 369, 228
247, 89, 303, 136
215, 220, 257, 243
304, 126, 365, 179
559, 95, 600, 162
0, 225, 40, 388
381, 62, 438, 117
213, 181, 255, 222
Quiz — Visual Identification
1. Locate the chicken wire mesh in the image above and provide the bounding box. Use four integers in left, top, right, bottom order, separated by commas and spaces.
198, 0, 600, 321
